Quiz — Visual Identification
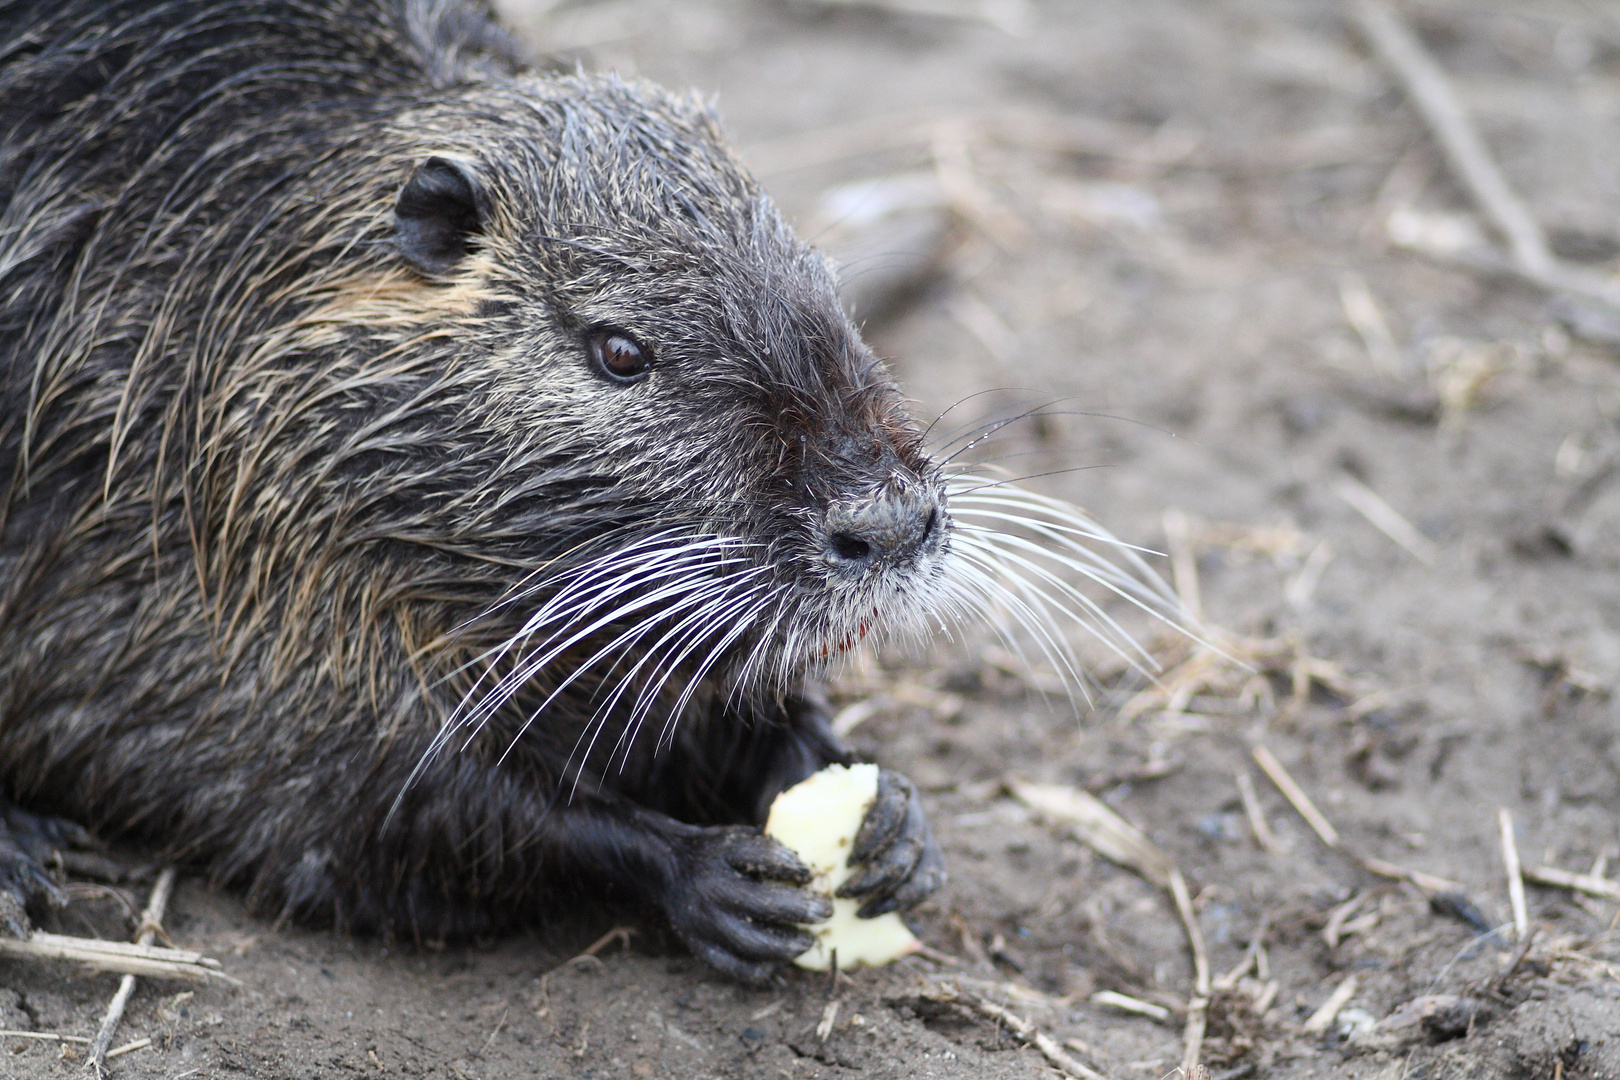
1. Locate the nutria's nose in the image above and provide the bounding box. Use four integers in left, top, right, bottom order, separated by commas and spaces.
824, 481, 943, 569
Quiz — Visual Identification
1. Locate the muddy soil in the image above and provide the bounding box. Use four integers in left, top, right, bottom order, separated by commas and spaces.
7, 1, 1620, 1077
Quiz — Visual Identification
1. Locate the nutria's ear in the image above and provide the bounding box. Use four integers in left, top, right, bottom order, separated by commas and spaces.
395, 156, 483, 275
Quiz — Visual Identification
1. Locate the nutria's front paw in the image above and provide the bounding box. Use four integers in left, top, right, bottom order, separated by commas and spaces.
0, 805, 91, 937
835, 769, 945, 918
666, 826, 834, 985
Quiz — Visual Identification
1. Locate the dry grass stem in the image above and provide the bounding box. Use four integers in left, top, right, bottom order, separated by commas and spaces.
1214, 915, 1268, 991
815, 1000, 839, 1042
1323, 893, 1365, 950
1251, 746, 1340, 848
1301, 974, 1358, 1035
1331, 475, 1437, 566
90, 867, 177, 1076
1162, 509, 1202, 623
1170, 867, 1211, 1077
1499, 808, 1529, 941
1339, 272, 1401, 377
1350, 0, 1620, 311
1090, 990, 1170, 1021
0, 934, 231, 987
1235, 771, 1279, 854
1361, 857, 1468, 897
1115, 629, 1356, 726
0, 1031, 92, 1043
964, 995, 1110, 1080
1349, 0, 1549, 276
788, 0, 1031, 35
105, 1037, 151, 1060
1008, 779, 1172, 887
1524, 865, 1620, 904
1284, 539, 1334, 611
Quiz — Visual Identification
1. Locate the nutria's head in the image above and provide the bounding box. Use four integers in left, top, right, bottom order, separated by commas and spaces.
275, 73, 953, 744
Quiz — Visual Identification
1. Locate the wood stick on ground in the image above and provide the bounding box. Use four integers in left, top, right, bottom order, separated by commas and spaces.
1322, 892, 1365, 950
1350, 0, 1549, 276
1362, 856, 1467, 897
1350, 0, 1620, 309
1332, 475, 1437, 567
89, 867, 175, 1077
1090, 990, 1169, 1021
105, 1038, 151, 1061
1162, 509, 1202, 624
1235, 770, 1279, 854
1214, 914, 1268, 991
965, 994, 1110, 1080
1499, 808, 1528, 941
1251, 745, 1340, 848
1008, 778, 1173, 887
1301, 973, 1358, 1035
1523, 865, 1620, 904
0, 931, 228, 982
1339, 271, 1402, 378
1169, 866, 1211, 1078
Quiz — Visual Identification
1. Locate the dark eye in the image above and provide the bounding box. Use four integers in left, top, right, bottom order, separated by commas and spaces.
588, 329, 650, 383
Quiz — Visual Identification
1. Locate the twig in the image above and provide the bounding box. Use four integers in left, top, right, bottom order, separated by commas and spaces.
1215, 914, 1269, 991
1323, 893, 1365, 950
1350, 0, 1548, 276
1339, 272, 1402, 377
1169, 867, 1210, 1078
1351, 0, 1620, 309
0, 932, 229, 982
1524, 865, 1620, 903
1332, 475, 1437, 567
1235, 771, 1278, 855
1090, 990, 1168, 1021
815, 1000, 840, 1042
1008, 778, 1173, 887
1162, 509, 1202, 624
105, 1038, 150, 1060
0, 1031, 92, 1043
89, 867, 176, 1076
1301, 974, 1358, 1035
966, 994, 1110, 1080
573, 925, 634, 961
1362, 856, 1467, 897
1251, 746, 1340, 848
1498, 808, 1528, 941
788, 0, 1031, 35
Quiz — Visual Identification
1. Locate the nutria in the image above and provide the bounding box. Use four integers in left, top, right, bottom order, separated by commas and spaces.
0, 0, 1171, 982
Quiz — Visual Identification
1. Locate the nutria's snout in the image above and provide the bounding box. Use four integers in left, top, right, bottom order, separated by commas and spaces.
822, 475, 947, 572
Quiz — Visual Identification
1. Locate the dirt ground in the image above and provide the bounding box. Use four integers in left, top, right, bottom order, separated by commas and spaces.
8, 0, 1620, 1077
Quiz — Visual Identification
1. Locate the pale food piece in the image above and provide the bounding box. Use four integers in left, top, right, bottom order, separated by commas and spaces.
764, 763, 920, 970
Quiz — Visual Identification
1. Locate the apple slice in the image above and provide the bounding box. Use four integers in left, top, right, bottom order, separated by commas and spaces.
764, 763, 920, 971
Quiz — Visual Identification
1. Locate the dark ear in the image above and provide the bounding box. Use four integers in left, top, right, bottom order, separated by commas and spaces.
395, 156, 483, 275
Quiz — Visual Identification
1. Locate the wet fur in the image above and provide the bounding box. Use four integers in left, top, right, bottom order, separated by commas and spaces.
0, 0, 949, 963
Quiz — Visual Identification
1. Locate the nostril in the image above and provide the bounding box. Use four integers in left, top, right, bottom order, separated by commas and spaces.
829, 532, 872, 562
921, 507, 937, 541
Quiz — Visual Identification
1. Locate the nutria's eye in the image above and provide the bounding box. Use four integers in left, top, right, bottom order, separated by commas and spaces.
587, 330, 650, 384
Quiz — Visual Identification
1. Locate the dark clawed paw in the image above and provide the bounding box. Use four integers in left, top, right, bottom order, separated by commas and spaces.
0, 805, 90, 938
666, 826, 832, 985
835, 769, 945, 918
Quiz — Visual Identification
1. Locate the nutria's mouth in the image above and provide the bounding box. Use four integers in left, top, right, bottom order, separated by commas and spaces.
817, 614, 874, 660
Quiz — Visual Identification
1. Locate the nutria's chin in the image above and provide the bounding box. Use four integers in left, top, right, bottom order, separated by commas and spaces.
0, 0, 950, 983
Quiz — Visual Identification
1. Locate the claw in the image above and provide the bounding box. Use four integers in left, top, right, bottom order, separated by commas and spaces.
664, 825, 832, 980
835, 769, 944, 917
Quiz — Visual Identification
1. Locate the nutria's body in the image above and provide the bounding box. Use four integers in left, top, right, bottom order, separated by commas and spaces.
0, 0, 949, 981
